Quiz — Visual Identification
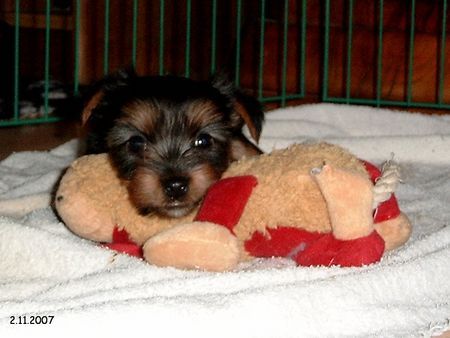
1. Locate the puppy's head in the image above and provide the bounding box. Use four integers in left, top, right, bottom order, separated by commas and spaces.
82, 72, 264, 218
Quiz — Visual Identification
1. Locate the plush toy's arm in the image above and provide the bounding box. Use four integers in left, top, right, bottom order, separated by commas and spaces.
143, 221, 240, 271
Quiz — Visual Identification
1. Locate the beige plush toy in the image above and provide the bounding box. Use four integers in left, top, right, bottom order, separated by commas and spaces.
55, 143, 412, 271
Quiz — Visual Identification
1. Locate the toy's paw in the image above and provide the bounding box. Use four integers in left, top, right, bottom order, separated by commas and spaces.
374, 212, 412, 251
143, 222, 240, 272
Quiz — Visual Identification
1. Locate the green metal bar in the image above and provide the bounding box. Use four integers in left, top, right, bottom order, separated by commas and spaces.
322, 0, 331, 101
280, 0, 289, 107
103, 0, 110, 75
13, 0, 20, 121
376, 0, 384, 107
323, 96, 450, 109
345, 0, 354, 103
44, 0, 51, 117
299, 0, 307, 96
73, 0, 81, 95
258, 0, 266, 100
132, 0, 139, 68
185, 0, 192, 78
439, 0, 447, 104
0, 116, 61, 127
159, 0, 165, 75
235, 0, 242, 86
260, 93, 308, 103
210, 0, 217, 74
407, 0, 416, 104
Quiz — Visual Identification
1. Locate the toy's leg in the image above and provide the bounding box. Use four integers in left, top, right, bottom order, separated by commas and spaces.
311, 164, 374, 240
374, 212, 411, 251
302, 164, 385, 267
143, 221, 240, 271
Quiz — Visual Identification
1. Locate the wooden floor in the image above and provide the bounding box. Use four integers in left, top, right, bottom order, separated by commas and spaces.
0, 120, 82, 161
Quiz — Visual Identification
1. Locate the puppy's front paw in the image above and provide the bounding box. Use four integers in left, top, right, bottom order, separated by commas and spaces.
143, 222, 240, 272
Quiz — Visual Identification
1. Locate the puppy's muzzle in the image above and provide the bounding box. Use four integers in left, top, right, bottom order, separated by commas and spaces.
163, 176, 189, 200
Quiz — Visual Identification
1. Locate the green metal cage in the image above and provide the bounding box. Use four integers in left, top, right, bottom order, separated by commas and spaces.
0, 0, 449, 127
323, 0, 450, 109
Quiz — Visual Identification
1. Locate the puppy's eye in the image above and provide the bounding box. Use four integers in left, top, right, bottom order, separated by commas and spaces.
127, 135, 147, 153
194, 133, 213, 148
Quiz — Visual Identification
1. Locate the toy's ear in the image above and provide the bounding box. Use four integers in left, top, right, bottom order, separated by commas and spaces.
81, 68, 136, 126
211, 74, 265, 159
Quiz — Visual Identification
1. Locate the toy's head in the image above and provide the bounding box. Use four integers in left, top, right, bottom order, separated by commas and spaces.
82, 71, 265, 218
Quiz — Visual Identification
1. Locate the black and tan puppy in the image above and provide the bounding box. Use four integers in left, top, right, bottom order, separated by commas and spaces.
81, 71, 264, 218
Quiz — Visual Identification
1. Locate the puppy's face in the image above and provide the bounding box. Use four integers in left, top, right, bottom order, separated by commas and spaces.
83, 74, 264, 218
109, 98, 232, 217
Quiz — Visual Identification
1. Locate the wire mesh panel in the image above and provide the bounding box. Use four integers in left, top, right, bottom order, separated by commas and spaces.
1, 0, 449, 127
0, 0, 73, 126
323, 0, 450, 109
0, 0, 313, 127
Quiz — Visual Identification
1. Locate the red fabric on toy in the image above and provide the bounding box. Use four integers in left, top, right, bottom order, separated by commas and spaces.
245, 227, 385, 267
195, 175, 258, 233
295, 230, 385, 267
374, 194, 400, 222
112, 226, 132, 243
245, 227, 323, 258
102, 227, 143, 258
363, 160, 383, 182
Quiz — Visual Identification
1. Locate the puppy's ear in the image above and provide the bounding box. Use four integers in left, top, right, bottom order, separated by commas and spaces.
211, 74, 264, 160
211, 74, 265, 143
81, 68, 136, 126
232, 91, 264, 143
81, 91, 104, 126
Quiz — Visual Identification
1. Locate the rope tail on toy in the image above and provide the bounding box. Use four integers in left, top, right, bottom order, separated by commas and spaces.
372, 156, 402, 209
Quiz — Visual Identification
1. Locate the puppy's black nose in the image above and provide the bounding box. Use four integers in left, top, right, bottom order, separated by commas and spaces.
163, 177, 189, 199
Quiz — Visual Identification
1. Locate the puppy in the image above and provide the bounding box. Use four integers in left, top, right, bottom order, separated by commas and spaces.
81, 70, 264, 218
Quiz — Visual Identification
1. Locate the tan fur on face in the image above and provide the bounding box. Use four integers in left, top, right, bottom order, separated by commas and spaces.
189, 164, 222, 202
120, 100, 160, 135
128, 163, 221, 217
128, 166, 166, 211
185, 100, 223, 129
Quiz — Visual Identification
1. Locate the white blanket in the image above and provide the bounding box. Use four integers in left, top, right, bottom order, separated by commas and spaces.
1, 103, 449, 338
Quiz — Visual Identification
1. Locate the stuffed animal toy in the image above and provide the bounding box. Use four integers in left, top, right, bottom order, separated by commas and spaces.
55, 143, 412, 271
